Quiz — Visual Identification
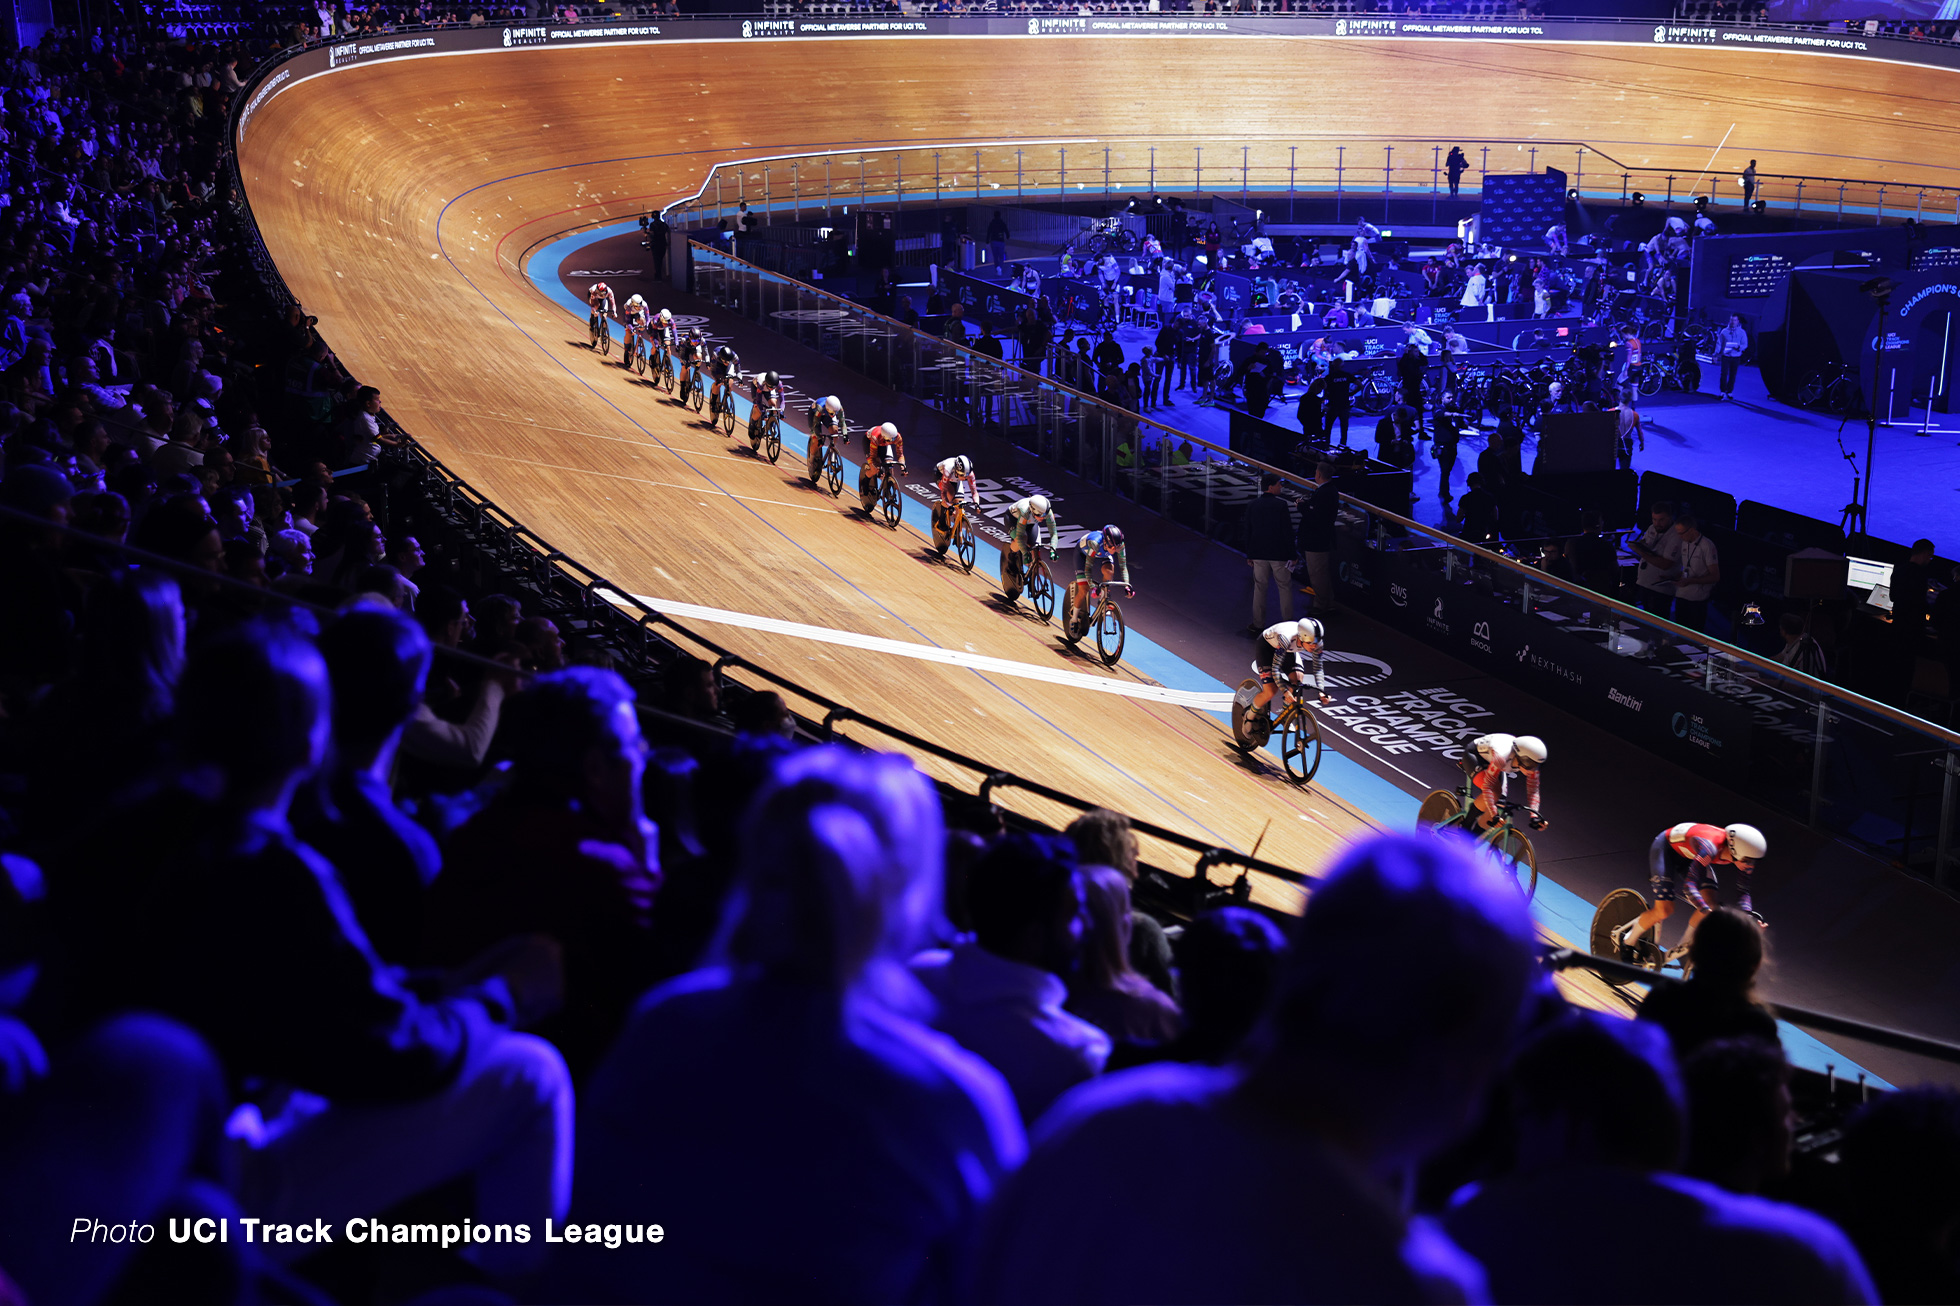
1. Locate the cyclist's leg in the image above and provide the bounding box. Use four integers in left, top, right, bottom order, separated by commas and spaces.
1624, 836, 1679, 943
1249, 641, 1277, 715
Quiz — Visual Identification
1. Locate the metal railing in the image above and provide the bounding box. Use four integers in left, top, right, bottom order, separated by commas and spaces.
694, 239, 1960, 887
663, 140, 1960, 230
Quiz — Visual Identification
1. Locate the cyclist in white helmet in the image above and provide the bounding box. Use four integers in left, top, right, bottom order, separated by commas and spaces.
1464, 732, 1548, 832
859, 421, 906, 508
806, 395, 847, 483
586, 281, 617, 352
621, 293, 651, 369
931, 454, 979, 554
1000, 494, 1058, 601
1616, 822, 1769, 952
1245, 618, 1332, 740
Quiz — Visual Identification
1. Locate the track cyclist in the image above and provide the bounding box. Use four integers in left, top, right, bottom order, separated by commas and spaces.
1000, 494, 1059, 599
1615, 822, 1769, 951
1070, 524, 1133, 620
1464, 732, 1549, 832
675, 329, 706, 405
587, 281, 617, 349
931, 454, 979, 555
621, 294, 651, 369
1244, 618, 1331, 741
751, 369, 784, 421
859, 421, 906, 509
807, 395, 848, 481
707, 344, 742, 423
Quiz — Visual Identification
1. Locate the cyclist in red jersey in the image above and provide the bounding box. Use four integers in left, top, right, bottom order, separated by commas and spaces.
1615, 821, 1768, 952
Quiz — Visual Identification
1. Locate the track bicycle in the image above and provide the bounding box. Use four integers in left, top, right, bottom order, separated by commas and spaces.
1796, 363, 1859, 415
1353, 369, 1399, 416
747, 401, 783, 463
999, 543, 1057, 622
1228, 680, 1325, 785
808, 425, 848, 497
686, 360, 709, 414
1415, 760, 1540, 902
1060, 577, 1129, 665
932, 493, 977, 572
1590, 886, 1766, 980
649, 340, 676, 393
588, 308, 612, 356
861, 453, 904, 530
624, 326, 648, 375
707, 372, 739, 433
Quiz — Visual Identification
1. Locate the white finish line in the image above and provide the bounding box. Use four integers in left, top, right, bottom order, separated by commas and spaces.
597, 589, 1238, 711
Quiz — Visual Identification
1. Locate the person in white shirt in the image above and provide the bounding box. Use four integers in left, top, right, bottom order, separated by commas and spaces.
1670, 511, 1721, 631
911, 831, 1108, 1124
1630, 499, 1683, 615
1461, 266, 1488, 308
978, 833, 1540, 1305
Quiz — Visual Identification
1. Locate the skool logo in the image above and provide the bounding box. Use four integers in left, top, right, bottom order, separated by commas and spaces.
1470, 620, 1492, 653
1608, 687, 1644, 712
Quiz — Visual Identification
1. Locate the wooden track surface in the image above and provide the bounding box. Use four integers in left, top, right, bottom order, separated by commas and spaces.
236, 36, 1960, 902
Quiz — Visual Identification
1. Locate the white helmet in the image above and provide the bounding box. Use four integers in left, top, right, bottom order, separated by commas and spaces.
1513, 735, 1548, 766
1725, 823, 1768, 862
1027, 494, 1052, 517
878, 421, 899, 440
1297, 618, 1324, 647
626, 294, 645, 308
953, 455, 972, 476
822, 395, 842, 415
657, 308, 672, 323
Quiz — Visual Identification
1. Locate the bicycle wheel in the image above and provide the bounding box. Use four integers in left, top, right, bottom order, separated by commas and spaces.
1488, 826, 1540, 902
1590, 887, 1650, 963
1416, 788, 1463, 827
1029, 565, 1055, 622
690, 376, 705, 413
823, 446, 843, 497
1639, 367, 1664, 398
1095, 599, 1125, 665
1059, 587, 1081, 645
1828, 378, 1858, 416
878, 476, 902, 530
763, 417, 781, 464
953, 517, 975, 572
720, 396, 737, 435
599, 323, 612, 357
657, 354, 675, 393
1796, 372, 1826, 408
1278, 703, 1324, 786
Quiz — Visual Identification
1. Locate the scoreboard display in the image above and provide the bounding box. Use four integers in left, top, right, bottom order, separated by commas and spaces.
1727, 252, 1793, 299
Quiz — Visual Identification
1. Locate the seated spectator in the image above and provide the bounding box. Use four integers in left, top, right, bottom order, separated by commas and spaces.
1108, 905, 1287, 1069
728, 689, 797, 740
662, 652, 724, 724
1444, 1011, 1874, 1304
401, 585, 512, 773
48, 623, 573, 1281
1065, 864, 1181, 1045
1831, 1087, 1960, 1305
557, 747, 1023, 1303
1065, 807, 1174, 994
1636, 907, 1780, 1056
1682, 1037, 1793, 1196
912, 831, 1109, 1124
293, 606, 442, 964
515, 615, 567, 671
980, 834, 1539, 1304
429, 667, 663, 1074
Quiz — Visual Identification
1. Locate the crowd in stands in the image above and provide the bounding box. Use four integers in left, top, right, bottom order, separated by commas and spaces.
6, 14, 1960, 1306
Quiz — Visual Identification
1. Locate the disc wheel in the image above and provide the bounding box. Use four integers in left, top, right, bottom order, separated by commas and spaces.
953, 518, 975, 572
1591, 887, 1651, 963
1277, 705, 1323, 785
1417, 788, 1463, 828
1095, 599, 1126, 665
878, 476, 902, 530
1029, 566, 1055, 622
1229, 679, 1263, 752
1489, 827, 1539, 902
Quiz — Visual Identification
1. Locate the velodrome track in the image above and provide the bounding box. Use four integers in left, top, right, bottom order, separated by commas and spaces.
235, 32, 1960, 900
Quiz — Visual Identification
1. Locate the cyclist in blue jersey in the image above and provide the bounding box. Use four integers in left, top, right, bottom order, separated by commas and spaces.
1070, 524, 1133, 619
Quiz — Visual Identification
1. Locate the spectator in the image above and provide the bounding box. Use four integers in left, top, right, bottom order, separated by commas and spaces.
1065, 808, 1174, 995
1636, 907, 1780, 1057
1295, 460, 1342, 617
1113, 906, 1288, 1068
1892, 537, 1938, 636
292, 606, 442, 965
663, 653, 723, 724
982, 834, 1540, 1304
1065, 865, 1181, 1045
1630, 499, 1683, 615
1682, 1038, 1793, 1196
430, 668, 664, 1074
1244, 470, 1297, 634
1445, 1012, 1874, 1304
50, 624, 573, 1280
1832, 1087, 1960, 1305
558, 747, 1024, 1303
402, 585, 513, 773
516, 615, 568, 671
1670, 511, 1720, 631
911, 831, 1108, 1124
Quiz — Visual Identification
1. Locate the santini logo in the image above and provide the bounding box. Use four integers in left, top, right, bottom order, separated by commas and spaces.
1608, 688, 1644, 712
